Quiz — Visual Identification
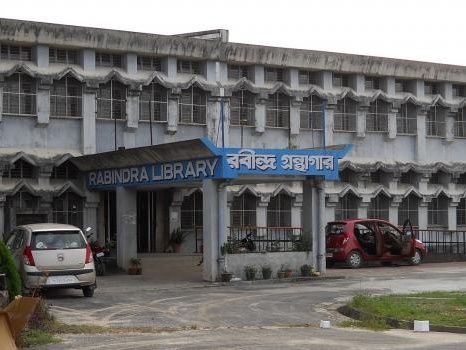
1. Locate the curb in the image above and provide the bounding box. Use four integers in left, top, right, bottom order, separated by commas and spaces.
210, 275, 346, 287
338, 305, 466, 334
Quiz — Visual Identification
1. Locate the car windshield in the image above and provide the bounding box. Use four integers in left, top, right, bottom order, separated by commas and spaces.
326, 223, 346, 236
31, 231, 86, 250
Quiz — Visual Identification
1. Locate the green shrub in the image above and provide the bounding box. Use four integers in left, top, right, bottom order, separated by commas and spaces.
0, 240, 22, 299
244, 265, 257, 281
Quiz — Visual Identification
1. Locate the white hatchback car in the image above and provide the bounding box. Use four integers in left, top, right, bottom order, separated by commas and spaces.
7, 223, 96, 297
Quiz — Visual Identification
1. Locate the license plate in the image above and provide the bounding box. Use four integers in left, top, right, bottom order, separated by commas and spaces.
46, 275, 78, 285
326, 253, 333, 258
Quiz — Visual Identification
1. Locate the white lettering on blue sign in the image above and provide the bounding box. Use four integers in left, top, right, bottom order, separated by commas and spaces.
227, 149, 277, 171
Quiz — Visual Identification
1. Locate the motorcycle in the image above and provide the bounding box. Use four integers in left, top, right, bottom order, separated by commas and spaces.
239, 232, 256, 252
84, 227, 107, 276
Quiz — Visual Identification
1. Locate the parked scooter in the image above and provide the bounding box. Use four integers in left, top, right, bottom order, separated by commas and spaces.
84, 227, 107, 276
239, 232, 256, 252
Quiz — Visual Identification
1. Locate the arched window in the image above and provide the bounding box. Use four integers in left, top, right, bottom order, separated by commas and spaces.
266, 93, 290, 128
368, 193, 390, 220
396, 102, 417, 135
2, 73, 36, 115
400, 170, 418, 185
52, 191, 84, 228
335, 192, 359, 220
426, 104, 446, 137
428, 194, 449, 227
230, 89, 255, 126
50, 76, 83, 117
399, 193, 420, 226
366, 99, 390, 132
2, 159, 34, 179
334, 98, 357, 132
455, 107, 466, 138
179, 87, 207, 124
51, 161, 79, 180
97, 80, 126, 119
458, 198, 466, 226
8, 191, 38, 211
230, 191, 257, 227
267, 193, 292, 227
300, 95, 324, 130
180, 191, 203, 230
139, 83, 168, 122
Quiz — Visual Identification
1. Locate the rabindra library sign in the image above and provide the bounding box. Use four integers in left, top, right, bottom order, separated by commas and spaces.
86, 138, 352, 189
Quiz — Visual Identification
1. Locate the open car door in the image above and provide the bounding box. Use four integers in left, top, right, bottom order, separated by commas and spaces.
400, 219, 416, 257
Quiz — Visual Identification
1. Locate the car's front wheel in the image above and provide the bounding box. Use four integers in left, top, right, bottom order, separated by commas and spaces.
409, 249, 422, 266
82, 286, 95, 297
346, 250, 363, 269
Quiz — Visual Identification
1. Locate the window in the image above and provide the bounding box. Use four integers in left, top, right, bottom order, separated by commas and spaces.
396, 103, 417, 135
2, 159, 34, 178
458, 173, 466, 185
395, 79, 409, 93
266, 93, 290, 128
298, 70, 319, 85
49, 48, 79, 64
231, 192, 257, 227
366, 99, 389, 132
370, 170, 386, 184
177, 60, 201, 75
400, 170, 418, 185
458, 198, 466, 226
424, 82, 438, 95
452, 84, 465, 98
454, 107, 466, 138
264, 67, 284, 83
51, 161, 79, 179
137, 56, 162, 71
2, 73, 36, 115
300, 95, 324, 129
228, 65, 249, 80
180, 191, 203, 230
368, 193, 389, 220
8, 191, 37, 210
267, 193, 292, 227
426, 105, 446, 137
52, 192, 84, 228
334, 98, 357, 131
429, 172, 441, 185
428, 194, 449, 227
96, 80, 126, 119
365, 77, 381, 90
230, 89, 255, 126
50, 77, 82, 117
139, 83, 168, 122
399, 194, 420, 227
332, 74, 349, 88
339, 168, 356, 184
95, 52, 122, 68
179, 87, 207, 124
0, 44, 32, 61
335, 193, 359, 220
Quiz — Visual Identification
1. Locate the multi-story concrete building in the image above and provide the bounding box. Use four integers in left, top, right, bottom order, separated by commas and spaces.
1, 18, 466, 267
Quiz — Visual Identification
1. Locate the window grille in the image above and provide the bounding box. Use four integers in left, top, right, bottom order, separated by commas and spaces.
298, 70, 319, 85
370, 170, 385, 183
51, 161, 79, 179
267, 193, 292, 227
424, 82, 438, 95
180, 191, 203, 230
458, 173, 466, 185
139, 83, 168, 122
0, 44, 32, 61
395, 79, 409, 93
231, 192, 258, 227
428, 195, 449, 227
396, 103, 417, 135
230, 90, 255, 126
339, 168, 354, 184
2, 73, 36, 115
49, 48, 79, 64
452, 84, 465, 98
458, 198, 466, 226
332, 74, 349, 88
364, 77, 380, 90
266, 93, 290, 128
177, 60, 201, 75
333, 98, 357, 131
264, 67, 284, 83
2, 159, 34, 179
179, 87, 207, 124
300, 95, 324, 129
50, 77, 82, 117
227, 65, 249, 80
368, 194, 390, 220
52, 191, 84, 228
95, 52, 123, 68
429, 172, 441, 184
400, 170, 417, 184
426, 105, 446, 137
454, 108, 466, 137
9, 191, 37, 210
398, 194, 420, 227
335, 193, 359, 220
96, 80, 126, 119
137, 56, 162, 71
366, 99, 389, 132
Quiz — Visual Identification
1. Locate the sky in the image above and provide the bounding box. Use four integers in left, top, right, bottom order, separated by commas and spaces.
2, 0, 466, 66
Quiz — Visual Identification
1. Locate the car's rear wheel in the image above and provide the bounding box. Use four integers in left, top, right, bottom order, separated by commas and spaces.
346, 250, 363, 269
82, 286, 95, 297
410, 249, 422, 266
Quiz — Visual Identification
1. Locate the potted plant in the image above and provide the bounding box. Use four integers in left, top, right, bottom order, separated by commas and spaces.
277, 264, 287, 279
128, 257, 142, 275
300, 264, 313, 277
221, 270, 233, 282
169, 228, 186, 253
261, 265, 272, 280
244, 265, 257, 281
284, 267, 293, 278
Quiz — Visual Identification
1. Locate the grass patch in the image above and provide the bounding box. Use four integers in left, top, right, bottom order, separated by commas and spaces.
347, 291, 466, 327
19, 329, 60, 348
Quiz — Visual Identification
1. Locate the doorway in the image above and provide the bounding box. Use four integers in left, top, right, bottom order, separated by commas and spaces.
137, 191, 157, 253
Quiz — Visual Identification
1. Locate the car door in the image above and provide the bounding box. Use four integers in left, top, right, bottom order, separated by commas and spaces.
400, 219, 416, 257
6, 229, 25, 269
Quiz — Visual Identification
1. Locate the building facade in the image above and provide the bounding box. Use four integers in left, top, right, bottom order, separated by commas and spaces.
1, 18, 466, 258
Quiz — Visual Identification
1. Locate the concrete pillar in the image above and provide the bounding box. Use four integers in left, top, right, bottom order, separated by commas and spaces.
410, 80, 424, 98
126, 89, 139, 130
388, 107, 398, 139
116, 186, 137, 270
167, 92, 179, 134
350, 74, 365, 93
125, 53, 137, 75
448, 201, 459, 231
389, 198, 401, 225
302, 178, 316, 267
256, 195, 270, 229
316, 179, 326, 273
439, 83, 452, 100
217, 184, 228, 273
416, 108, 427, 162
445, 110, 455, 143
0, 83, 4, 122
291, 194, 303, 228
82, 87, 97, 154
418, 201, 429, 230
418, 173, 430, 193
206, 96, 222, 145
358, 199, 370, 218
35, 44, 49, 68
319, 72, 332, 90
205, 61, 218, 82
162, 57, 177, 79
381, 77, 395, 95
255, 94, 267, 134
251, 65, 264, 85
36, 81, 50, 126
0, 195, 5, 240
290, 98, 301, 136
81, 49, 95, 71
323, 103, 335, 146
356, 105, 368, 138
289, 68, 299, 89
37, 166, 52, 188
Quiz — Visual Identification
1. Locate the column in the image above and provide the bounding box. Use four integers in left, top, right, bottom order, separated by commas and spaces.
323, 102, 335, 146
81, 49, 95, 71
291, 194, 303, 228
316, 179, 327, 273
416, 107, 428, 162
36, 80, 51, 126
125, 53, 137, 75
217, 184, 228, 274
418, 200, 429, 230
256, 195, 270, 228
37, 165, 52, 189
349, 74, 365, 93
116, 186, 137, 270
251, 65, 264, 85
358, 198, 371, 218
288, 68, 299, 89
255, 94, 267, 134
206, 96, 221, 145
203, 180, 220, 281
0, 82, 4, 122
162, 57, 177, 79
289, 97, 301, 136
166, 90, 179, 134
302, 178, 316, 267
39, 193, 53, 223
445, 110, 455, 143
325, 194, 339, 223
389, 197, 401, 225
35, 44, 49, 68
356, 104, 368, 138
448, 199, 459, 231
387, 106, 398, 140
0, 195, 5, 240
82, 86, 97, 154
123, 89, 139, 149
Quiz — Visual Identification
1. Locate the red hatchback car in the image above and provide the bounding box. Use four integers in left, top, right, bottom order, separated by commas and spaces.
326, 219, 427, 268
